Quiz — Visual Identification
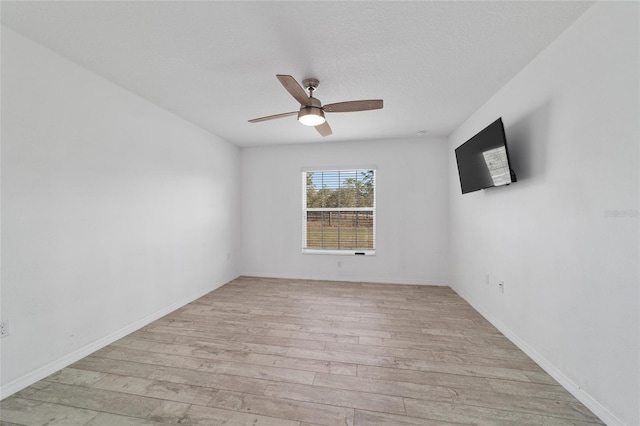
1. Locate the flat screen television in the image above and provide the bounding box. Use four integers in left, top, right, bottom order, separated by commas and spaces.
455, 118, 517, 194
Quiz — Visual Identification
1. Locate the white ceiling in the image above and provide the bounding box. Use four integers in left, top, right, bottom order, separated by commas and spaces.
1, 1, 594, 147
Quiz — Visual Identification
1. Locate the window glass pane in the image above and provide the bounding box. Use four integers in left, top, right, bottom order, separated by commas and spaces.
305, 172, 320, 208
305, 211, 321, 248
306, 170, 374, 209
305, 210, 374, 250
355, 211, 375, 249
357, 170, 375, 208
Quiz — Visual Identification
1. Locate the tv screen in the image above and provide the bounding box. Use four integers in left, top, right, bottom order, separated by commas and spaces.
455, 118, 517, 194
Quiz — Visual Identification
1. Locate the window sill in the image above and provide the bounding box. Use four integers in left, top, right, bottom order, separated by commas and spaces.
302, 249, 376, 256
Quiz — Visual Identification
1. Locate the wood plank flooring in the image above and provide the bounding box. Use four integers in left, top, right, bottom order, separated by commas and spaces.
1, 276, 603, 425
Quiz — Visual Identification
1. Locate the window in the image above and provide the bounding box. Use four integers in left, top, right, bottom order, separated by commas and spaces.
302, 169, 376, 255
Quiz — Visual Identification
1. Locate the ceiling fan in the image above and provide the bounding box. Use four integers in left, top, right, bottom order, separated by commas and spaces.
248, 74, 383, 137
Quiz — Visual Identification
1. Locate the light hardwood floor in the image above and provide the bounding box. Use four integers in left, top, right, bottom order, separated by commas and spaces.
1, 276, 603, 425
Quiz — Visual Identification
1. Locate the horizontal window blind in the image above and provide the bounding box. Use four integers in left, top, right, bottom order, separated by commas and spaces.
302, 169, 376, 253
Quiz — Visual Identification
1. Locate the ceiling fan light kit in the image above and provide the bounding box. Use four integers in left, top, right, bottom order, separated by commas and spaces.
249, 74, 383, 137
298, 107, 326, 126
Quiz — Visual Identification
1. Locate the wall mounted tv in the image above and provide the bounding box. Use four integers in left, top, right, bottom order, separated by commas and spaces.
455, 118, 517, 194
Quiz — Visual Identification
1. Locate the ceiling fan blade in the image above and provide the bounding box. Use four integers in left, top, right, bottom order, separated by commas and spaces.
248, 111, 298, 123
315, 121, 332, 137
277, 74, 311, 106
323, 99, 383, 113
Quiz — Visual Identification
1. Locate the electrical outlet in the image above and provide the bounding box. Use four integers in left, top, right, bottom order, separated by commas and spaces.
498, 281, 504, 293
0, 321, 9, 338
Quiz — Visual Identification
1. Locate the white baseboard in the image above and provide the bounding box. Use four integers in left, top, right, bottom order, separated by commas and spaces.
0, 278, 235, 400
451, 286, 624, 426
239, 271, 449, 286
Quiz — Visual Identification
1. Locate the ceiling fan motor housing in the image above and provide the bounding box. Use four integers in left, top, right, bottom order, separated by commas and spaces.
298, 96, 325, 126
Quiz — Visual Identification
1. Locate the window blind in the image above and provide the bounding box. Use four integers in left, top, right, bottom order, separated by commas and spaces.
302, 169, 376, 254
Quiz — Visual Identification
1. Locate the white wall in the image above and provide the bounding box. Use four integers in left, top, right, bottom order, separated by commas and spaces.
448, 3, 639, 425
241, 137, 449, 285
0, 28, 241, 397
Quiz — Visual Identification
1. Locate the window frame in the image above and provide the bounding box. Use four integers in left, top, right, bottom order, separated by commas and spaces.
302, 168, 376, 256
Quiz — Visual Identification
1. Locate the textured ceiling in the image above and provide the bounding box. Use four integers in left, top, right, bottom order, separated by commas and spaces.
1, 1, 594, 147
